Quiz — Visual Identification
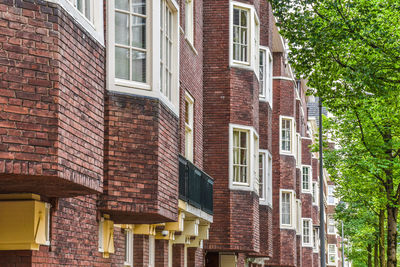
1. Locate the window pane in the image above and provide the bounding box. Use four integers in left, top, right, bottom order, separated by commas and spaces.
115, 12, 129, 45
115, 47, 129, 79
77, 0, 83, 12
132, 50, 146, 82
240, 132, 247, 148
132, 15, 146, 48
132, 0, 146, 14
233, 8, 239, 26
84, 0, 90, 20
116, 0, 129, 10
240, 9, 247, 26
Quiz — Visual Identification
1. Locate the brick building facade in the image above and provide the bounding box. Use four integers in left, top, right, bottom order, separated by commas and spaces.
0, 0, 342, 266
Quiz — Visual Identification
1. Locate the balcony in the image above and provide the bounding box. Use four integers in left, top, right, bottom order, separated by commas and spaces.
179, 155, 214, 215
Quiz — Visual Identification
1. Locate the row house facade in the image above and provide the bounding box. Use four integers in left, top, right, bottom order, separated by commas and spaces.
0, 0, 343, 266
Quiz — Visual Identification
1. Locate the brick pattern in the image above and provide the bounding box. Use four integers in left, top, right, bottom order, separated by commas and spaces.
172, 244, 185, 267
101, 93, 179, 224
187, 247, 204, 267
155, 239, 168, 267
134, 235, 149, 267
0, 0, 104, 197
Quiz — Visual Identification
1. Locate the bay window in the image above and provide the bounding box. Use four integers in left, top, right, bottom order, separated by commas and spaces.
296, 133, 301, 166
302, 218, 312, 247
259, 47, 273, 104
68, 0, 93, 21
328, 185, 336, 205
312, 181, 319, 205
280, 190, 295, 228
230, 1, 259, 73
328, 216, 336, 234
124, 228, 133, 266
230, 124, 259, 191
313, 227, 319, 252
185, 0, 194, 44
280, 116, 295, 155
296, 199, 301, 235
302, 166, 312, 193
108, 0, 180, 114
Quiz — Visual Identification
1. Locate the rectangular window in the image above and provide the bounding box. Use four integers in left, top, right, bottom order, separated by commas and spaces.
313, 227, 319, 252
115, 0, 147, 83
281, 118, 294, 154
185, 93, 194, 162
328, 244, 337, 264
149, 235, 155, 267
328, 216, 336, 234
68, 0, 93, 21
45, 203, 51, 245
312, 182, 319, 205
233, 129, 249, 184
185, 0, 194, 44
296, 199, 301, 235
280, 190, 294, 228
124, 229, 133, 266
232, 7, 249, 63
302, 219, 312, 246
259, 47, 273, 104
296, 134, 301, 166
267, 154, 273, 206
259, 152, 265, 201
302, 166, 311, 193
160, 0, 173, 100
328, 185, 335, 205
98, 218, 104, 252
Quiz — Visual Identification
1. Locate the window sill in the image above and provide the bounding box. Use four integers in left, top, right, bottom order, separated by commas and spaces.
280, 224, 295, 230
280, 151, 295, 157
301, 190, 312, 194
185, 37, 198, 55
115, 79, 151, 91
302, 243, 313, 248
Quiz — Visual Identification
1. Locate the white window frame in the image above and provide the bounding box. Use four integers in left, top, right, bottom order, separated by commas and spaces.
107, 0, 180, 116
124, 229, 134, 266
185, 0, 194, 45
229, 124, 259, 192
98, 217, 104, 252
313, 227, 319, 252
229, 1, 259, 74
280, 116, 295, 155
301, 165, 312, 194
312, 181, 319, 206
302, 218, 313, 247
328, 185, 336, 205
328, 244, 337, 265
149, 235, 155, 267
259, 150, 273, 206
296, 199, 301, 235
259, 46, 273, 105
296, 133, 301, 167
47, 0, 104, 45
44, 202, 51, 246
328, 216, 336, 235
280, 189, 296, 229
185, 92, 194, 162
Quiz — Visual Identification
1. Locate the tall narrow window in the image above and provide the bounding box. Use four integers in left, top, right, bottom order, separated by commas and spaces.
185, 0, 194, 44
296, 134, 301, 166
124, 229, 133, 266
185, 93, 194, 162
233, 129, 249, 184
328, 185, 335, 205
267, 154, 273, 206
281, 118, 292, 153
45, 203, 51, 245
232, 7, 249, 63
312, 182, 319, 205
296, 199, 301, 234
302, 166, 311, 193
259, 152, 265, 201
313, 227, 319, 252
281, 191, 292, 227
160, 0, 173, 100
259, 49, 265, 97
115, 0, 147, 82
328, 244, 337, 264
149, 235, 155, 267
302, 219, 312, 246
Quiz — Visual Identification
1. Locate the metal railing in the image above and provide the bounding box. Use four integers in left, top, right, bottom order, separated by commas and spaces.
178, 155, 214, 215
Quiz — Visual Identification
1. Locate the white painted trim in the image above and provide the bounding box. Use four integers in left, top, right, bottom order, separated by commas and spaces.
312, 181, 319, 206
259, 46, 273, 108
280, 189, 296, 229
229, 1, 259, 75
279, 116, 296, 156
106, 0, 180, 116
328, 244, 337, 265
46, 0, 104, 45
301, 165, 312, 194
259, 150, 273, 207
273, 76, 296, 83
301, 218, 313, 247
229, 124, 259, 192
124, 229, 134, 266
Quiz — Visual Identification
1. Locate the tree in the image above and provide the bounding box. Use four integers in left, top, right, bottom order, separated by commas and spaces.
268, 0, 400, 265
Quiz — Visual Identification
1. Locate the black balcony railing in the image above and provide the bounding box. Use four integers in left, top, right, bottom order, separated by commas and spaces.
179, 155, 214, 215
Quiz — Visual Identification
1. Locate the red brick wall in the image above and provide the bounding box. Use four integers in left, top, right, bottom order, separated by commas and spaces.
155, 239, 168, 267
188, 247, 205, 267
101, 93, 179, 224
134, 235, 149, 267
0, 0, 103, 197
173, 244, 185, 267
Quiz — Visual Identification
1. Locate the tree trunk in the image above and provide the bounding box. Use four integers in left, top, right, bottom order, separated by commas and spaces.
386, 205, 398, 267
374, 237, 379, 267
368, 244, 372, 267
379, 209, 386, 267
